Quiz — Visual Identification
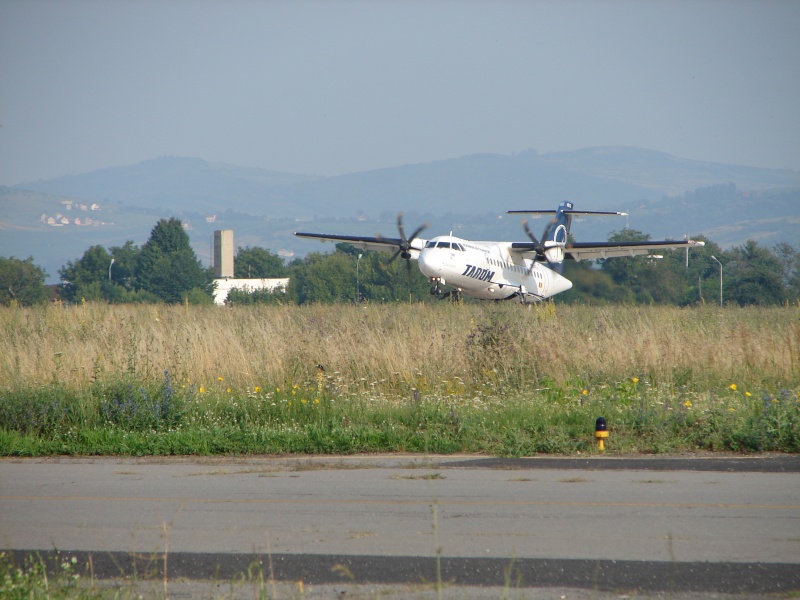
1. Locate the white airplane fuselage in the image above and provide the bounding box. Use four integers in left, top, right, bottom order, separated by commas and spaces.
417, 235, 573, 301
294, 201, 704, 303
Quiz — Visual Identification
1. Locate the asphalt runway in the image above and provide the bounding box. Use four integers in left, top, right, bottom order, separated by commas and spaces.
2, 454, 799, 598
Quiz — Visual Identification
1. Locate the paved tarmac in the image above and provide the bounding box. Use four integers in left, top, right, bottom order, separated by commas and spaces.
2, 454, 799, 598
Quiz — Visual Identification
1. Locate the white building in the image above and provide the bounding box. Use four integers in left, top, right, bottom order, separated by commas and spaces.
211, 229, 289, 305
212, 277, 289, 305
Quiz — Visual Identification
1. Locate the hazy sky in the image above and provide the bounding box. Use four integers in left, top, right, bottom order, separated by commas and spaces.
1, 0, 798, 185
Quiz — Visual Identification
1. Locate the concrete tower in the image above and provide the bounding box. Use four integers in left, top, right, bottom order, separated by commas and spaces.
213, 230, 234, 278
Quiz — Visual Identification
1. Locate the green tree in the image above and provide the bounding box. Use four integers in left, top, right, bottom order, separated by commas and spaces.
137, 218, 208, 303
599, 229, 666, 303
558, 260, 634, 304
287, 251, 355, 304
287, 244, 431, 305
648, 235, 720, 306
234, 247, 288, 278
773, 242, 800, 302
0, 256, 48, 306
108, 240, 140, 291
724, 240, 786, 305
335, 243, 431, 302
58, 241, 144, 303
358, 250, 430, 302
59, 245, 114, 302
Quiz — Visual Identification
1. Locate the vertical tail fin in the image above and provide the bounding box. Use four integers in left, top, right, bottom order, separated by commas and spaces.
508, 202, 625, 273
541, 201, 572, 269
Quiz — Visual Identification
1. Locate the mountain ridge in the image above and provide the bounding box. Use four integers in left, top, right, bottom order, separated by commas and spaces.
14, 147, 799, 219
3, 147, 798, 284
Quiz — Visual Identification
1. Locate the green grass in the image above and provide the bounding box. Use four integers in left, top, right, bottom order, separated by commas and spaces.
0, 551, 98, 600
1, 371, 797, 456
1, 302, 798, 456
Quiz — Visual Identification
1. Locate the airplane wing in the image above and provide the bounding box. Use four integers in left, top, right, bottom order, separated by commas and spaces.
294, 232, 426, 256
507, 209, 627, 217
509, 239, 705, 261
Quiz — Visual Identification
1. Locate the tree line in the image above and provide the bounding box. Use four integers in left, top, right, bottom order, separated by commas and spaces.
1, 217, 798, 307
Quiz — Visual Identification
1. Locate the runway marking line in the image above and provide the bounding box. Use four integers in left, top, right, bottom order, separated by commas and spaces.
2, 495, 799, 511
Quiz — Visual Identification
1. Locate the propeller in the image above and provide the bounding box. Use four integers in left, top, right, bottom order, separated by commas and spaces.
522, 217, 565, 273
522, 219, 545, 255
388, 213, 428, 271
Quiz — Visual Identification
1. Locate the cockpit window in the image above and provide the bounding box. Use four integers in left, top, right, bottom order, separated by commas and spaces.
426, 240, 466, 250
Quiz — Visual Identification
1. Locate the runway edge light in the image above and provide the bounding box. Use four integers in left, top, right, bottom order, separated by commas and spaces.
595, 416, 609, 451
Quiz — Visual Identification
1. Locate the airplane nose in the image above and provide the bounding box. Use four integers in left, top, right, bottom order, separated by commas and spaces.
418, 249, 436, 278
550, 271, 573, 295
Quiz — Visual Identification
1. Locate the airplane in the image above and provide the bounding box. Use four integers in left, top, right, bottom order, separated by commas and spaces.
294, 201, 705, 303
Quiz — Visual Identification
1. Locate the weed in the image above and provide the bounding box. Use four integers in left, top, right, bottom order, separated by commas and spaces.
0, 303, 797, 457
0, 551, 95, 599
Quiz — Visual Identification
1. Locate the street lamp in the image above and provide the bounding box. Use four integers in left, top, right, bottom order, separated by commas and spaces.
710, 255, 722, 307
356, 253, 363, 303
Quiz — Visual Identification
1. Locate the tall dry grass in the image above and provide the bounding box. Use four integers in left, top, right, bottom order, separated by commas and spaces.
1, 301, 798, 394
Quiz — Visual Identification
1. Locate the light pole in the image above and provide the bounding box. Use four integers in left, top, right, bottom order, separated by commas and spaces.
356, 253, 363, 303
710, 255, 722, 307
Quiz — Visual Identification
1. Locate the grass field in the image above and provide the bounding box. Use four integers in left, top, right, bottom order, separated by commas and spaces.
1, 301, 798, 456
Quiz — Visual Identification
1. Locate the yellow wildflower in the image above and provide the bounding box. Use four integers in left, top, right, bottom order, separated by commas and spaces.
218, 376, 224, 382
632, 377, 639, 384
314, 398, 320, 404
745, 391, 751, 397
199, 387, 206, 394
301, 398, 307, 404
276, 387, 281, 393
729, 383, 737, 391
582, 389, 588, 396
684, 400, 692, 408
254, 386, 261, 393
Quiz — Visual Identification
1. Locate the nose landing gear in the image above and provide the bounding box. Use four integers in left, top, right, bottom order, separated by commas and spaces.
429, 278, 461, 302
429, 277, 445, 296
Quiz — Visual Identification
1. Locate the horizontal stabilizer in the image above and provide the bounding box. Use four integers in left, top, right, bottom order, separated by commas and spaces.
507, 209, 627, 216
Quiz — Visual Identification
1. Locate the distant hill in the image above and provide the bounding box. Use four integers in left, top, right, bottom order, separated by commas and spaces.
533, 147, 800, 195
15, 148, 800, 218
16, 157, 319, 216
619, 183, 800, 248
3, 147, 798, 283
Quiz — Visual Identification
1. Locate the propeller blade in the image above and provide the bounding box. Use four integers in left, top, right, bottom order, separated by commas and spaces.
541, 217, 557, 242
407, 223, 428, 244
396, 212, 407, 244
522, 219, 541, 247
